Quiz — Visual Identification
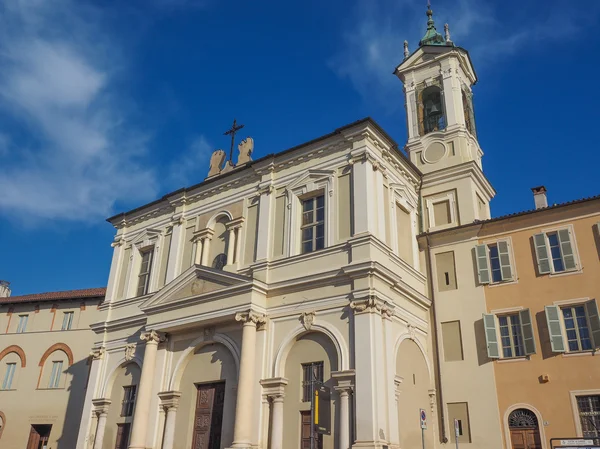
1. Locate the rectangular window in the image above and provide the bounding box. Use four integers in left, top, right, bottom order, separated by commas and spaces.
301, 361, 324, 402
498, 314, 525, 358
533, 229, 577, 274
577, 395, 600, 438
447, 402, 472, 443
48, 361, 63, 389
61, 312, 74, 331
433, 200, 451, 226
1, 363, 16, 390
16, 315, 28, 333
136, 249, 154, 297
562, 305, 592, 352
301, 195, 325, 254
441, 321, 464, 361
475, 241, 513, 285
121, 385, 137, 417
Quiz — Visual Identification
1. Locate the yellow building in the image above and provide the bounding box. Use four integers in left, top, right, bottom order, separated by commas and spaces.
422, 189, 600, 449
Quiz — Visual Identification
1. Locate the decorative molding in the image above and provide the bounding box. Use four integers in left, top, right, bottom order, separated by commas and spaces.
408, 324, 417, 341
203, 327, 215, 339
235, 310, 268, 329
39, 342, 74, 367
300, 311, 316, 331
428, 389, 436, 415
124, 343, 136, 361
260, 377, 288, 400
92, 398, 112, 415
0, 345, 26, 367
349, 297, 394, 317
158, 390, 182, 410
140, 330, 166, 344
89, 347, 106, 360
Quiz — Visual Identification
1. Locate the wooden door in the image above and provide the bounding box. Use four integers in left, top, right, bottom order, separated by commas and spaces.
510, 429, 542, 449
26, 427, 41, 449
300, 411, 323, 449
26, 425, 51, 449
191, 382, 226, 449
115, 423, 131, 449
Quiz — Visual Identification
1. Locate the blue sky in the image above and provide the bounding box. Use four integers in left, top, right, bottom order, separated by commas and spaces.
0, 0, 598, 295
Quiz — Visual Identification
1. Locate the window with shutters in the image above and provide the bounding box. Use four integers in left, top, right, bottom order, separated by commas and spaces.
301, 195, 325, 254
576, 395, 600, 438
545, 300, 600, 353
474, 240, 514, 285
483, 309, 536, 359
533, 227, 579, 275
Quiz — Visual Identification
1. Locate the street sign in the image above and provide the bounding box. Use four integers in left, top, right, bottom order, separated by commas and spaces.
559, 441, 594, 446
420, 408, 427, 429
313, 384, 331, 435
551, 437, 600, 449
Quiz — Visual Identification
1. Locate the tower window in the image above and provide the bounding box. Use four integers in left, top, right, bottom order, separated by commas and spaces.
421, 86, 445, 135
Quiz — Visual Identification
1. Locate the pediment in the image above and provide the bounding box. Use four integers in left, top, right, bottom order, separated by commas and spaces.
287, 169, 335, 194
141, 265, 251, 310
131, 228, 162, 250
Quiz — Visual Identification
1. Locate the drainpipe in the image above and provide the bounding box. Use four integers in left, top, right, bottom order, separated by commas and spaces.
426, 234, 448, 444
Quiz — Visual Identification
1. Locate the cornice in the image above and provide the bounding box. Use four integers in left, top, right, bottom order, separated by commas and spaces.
90, 315, 147, 334
421, 161, 496, 198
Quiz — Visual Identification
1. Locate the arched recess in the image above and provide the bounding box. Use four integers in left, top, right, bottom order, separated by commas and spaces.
0, 345, 26, 367
0, 411, 5, 439
503, 404, 547, 449
396, 337, 434, 449
169, 332, 241, 391
38, 343, 74, 367
100, 356, 143, 399
394, 332, 433, 386
206, 211, 234, 230
273, 322, 348, 378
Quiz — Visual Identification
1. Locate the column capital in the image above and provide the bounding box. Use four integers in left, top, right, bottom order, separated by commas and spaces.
92, 398, 111, 414
350, 296, 394, 317
140, 330, 166, 344
235, 310, 267, 329
89, 346, 106, 360
226, 217, 245, 230
332, 370, 355, 393
260, 377, 288, 399
192, 227, 214, 243
158, 390, 182, 410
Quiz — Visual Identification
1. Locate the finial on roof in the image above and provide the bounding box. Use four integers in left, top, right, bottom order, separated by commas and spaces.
444, 23, 452, 43
419, 1, 446, 47
404, 40, 409, 59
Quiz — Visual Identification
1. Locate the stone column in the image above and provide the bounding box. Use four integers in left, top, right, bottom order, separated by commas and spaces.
201, 237, 211, 265
129, 331, 165, 449
226, 227, 236, 265
229, 311, 267, 449
92, 398, 111, 449
332, 370, 355, 449
158, 391, 181, 449
260, 377, 288, 449
394, 376, 403, 445
194, 238, 204, 265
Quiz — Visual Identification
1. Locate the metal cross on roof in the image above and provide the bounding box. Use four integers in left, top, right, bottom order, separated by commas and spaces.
224, 118, 245, 162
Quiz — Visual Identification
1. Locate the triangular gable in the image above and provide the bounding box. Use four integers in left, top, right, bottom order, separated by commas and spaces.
287, 169, 335, 194
141, 265, 252, 310
131, 228, 162, 250
394, 46, 476, 83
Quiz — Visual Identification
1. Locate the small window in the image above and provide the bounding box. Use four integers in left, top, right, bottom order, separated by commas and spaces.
576, 395, 600, 438
533, 229, 577, 275
16, 315, 28, 333
301, 195, 325, 254
1, 363, 16, 390
48, 361, 63, 389
498, 314, 525, 358
562, 305, 592, 352
61, 312, 74, 331
301, 361, 323, 402
433, 201, 451, 227
121, 385, 137, 417
136, 249, 154, 297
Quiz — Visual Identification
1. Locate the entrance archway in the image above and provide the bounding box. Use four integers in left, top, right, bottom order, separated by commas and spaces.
508, 409, 542, 449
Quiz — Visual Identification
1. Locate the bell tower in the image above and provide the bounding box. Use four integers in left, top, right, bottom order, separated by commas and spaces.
394, 5, 495, 231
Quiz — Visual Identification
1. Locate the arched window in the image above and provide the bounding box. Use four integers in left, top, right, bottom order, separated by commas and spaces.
212, 253, 227, 270
422, 86, 445, 134
508, 409, 538, 428
462, 89, 476, 137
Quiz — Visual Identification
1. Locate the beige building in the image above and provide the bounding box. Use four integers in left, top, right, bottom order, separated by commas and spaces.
0, 284, 106, 448
422, 191, 600, 449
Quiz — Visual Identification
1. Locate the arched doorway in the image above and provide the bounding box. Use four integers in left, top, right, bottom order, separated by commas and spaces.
508, 409, 542, 449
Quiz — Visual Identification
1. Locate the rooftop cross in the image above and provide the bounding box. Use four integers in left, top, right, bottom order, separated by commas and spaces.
224, 118, 245, 162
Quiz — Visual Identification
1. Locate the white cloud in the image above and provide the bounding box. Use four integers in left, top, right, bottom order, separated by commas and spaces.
331, 0, 599, 108
0, 0, 157, 223
168, 136, 213, 188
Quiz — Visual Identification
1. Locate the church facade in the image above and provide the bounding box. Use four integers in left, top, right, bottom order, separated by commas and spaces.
1, 7, 598, 449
